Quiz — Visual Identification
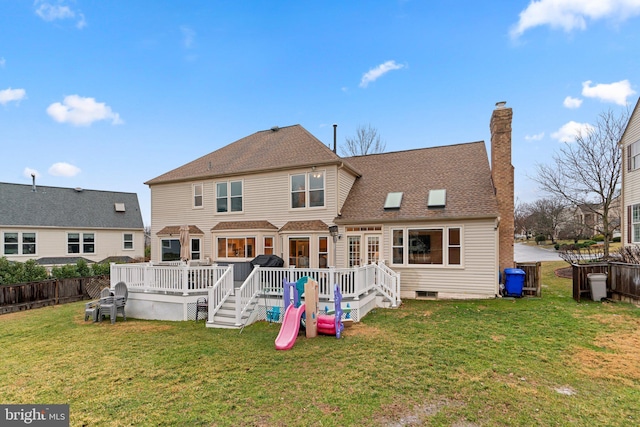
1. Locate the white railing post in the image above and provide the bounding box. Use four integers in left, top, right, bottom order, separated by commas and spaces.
144, 263, 150, 292
182, 264, 189, 296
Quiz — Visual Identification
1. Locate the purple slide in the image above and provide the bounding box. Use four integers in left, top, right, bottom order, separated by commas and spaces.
275, 303, 306, 350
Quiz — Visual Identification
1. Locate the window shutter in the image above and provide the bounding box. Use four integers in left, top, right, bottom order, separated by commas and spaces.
628, 145, 632, 171
628, 205, 632, 244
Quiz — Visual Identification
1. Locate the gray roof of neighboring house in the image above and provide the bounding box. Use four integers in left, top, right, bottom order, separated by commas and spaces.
145, 124, 360, 185
0, 182, 144, 229
337, 141, 500, 223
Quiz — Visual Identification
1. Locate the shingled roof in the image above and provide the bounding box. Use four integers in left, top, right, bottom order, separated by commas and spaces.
337, 141, 499, 223
0, 183, 144, 229
145, 124, 357, 185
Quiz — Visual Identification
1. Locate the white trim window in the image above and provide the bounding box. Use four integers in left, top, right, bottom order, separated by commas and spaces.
391, 227, 462, 266
632, 204, 640, 243
191, 238, 201, 260
318, 236, 328, 268
392, 229, 404, 264
123, 233, 134, 250
217, 236, 255, 258
161, 239, 180, 261
3, 232, 37, 255
193, 183, 203, 208
291, 171, 324, 209
216, 180, 243, 213
68, 232, 95, 254
628, 140, 640, 171
264, 236, 274, 255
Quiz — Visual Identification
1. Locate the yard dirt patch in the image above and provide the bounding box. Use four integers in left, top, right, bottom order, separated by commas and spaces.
345, 322, 384, 338
374, 398, 472, 427
572, 314, 640, 386
555, 266, 572, 279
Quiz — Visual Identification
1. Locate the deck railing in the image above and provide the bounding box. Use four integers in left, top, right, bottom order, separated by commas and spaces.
111, 261, 401, 325
110, 263, 228, 295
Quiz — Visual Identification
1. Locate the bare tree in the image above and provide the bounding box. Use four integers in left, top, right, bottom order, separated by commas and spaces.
533, 109, 629, 257
514, 199, 534, 239
528, 197, 567, 243
341, 124, 386, 156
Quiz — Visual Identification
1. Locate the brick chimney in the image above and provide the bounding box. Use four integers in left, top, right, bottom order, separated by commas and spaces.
490, 101, 514, 275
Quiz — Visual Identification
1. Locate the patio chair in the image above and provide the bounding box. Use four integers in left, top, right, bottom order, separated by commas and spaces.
195, 297, 208, 321
84, 298, 100, 322
113, 281, 128, 321
98, 287, 116, 324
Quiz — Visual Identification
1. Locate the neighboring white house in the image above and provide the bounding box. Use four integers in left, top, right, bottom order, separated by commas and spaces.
145, 103, 514, 300
0, 182, 145, 266
621, 97, 640, 245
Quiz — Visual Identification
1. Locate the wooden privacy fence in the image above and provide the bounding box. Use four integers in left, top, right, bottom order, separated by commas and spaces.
0, 275, 109, 315
572, 263, 640, 304
515, 262, 541, 297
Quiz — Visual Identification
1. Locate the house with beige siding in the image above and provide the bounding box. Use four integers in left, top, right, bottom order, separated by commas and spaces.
0, 182, 145, 267
620, 98, 640, 245
145, 103, 514, 300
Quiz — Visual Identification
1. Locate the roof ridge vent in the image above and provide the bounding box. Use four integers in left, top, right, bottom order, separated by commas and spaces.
74, 187, 83, 192
271, 126, 279, 132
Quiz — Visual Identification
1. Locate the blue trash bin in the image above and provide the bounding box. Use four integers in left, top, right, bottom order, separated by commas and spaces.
504, 268, 526, 297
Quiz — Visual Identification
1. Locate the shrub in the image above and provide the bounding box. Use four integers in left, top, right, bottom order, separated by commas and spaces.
92, 262, 110, 276
76, 259, 92, 277
580, 240, 597, 248
535, 234, 546, 244
51, 264, 80, 279
0, 257, 49, 285
613, 236, 621, 242
592, 234, 605, 242
554, 243, 560, 250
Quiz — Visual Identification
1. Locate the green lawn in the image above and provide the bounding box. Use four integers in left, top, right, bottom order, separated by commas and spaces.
1, 261, 639, 426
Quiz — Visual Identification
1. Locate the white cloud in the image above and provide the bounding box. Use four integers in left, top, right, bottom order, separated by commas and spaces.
49, 162, 81, 177
563, 96, 583, 109
0, 57, 5, 68
0, 88, 27, 105
582, 79, 636, 105
359, 60, 405, 88
180, 26, 196, 49
34, 1, 87, 29
23, 168, 41, 179
511, 0, 640, 38
46, 95, 123, 126
551, 121, 595, 142
525, 132, 545, 141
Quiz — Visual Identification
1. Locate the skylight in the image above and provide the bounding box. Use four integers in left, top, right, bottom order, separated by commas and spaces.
384, 192, 403, 209
114, 203, 126, 212
428, 189, 446, 208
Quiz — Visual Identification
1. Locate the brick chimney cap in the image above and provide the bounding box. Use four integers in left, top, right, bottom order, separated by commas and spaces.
495, 101, 507, 109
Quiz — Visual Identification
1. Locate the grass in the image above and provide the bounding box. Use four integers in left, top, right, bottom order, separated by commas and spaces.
1, 261, 639, 426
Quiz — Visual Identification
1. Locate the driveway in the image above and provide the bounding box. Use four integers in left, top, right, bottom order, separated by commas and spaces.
514, 242, 562, 263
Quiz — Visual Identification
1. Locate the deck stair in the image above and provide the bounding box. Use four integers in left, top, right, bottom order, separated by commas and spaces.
207, 292, 260, 329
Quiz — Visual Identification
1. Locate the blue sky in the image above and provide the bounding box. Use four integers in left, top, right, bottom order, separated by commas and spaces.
2, 0, 639, 226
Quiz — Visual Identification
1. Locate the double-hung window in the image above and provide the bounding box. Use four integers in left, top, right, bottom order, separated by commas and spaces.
3, 232, 37, 256
2, 231, 36, 255
216, 181, 243, 213
123, 233, 134, 250
264, 236, 274, 255
632, 204, 640, 243
629, 140, 640, 171
291, 171, 324, 209
68, 233, 95, 254
193, 183, 203, 208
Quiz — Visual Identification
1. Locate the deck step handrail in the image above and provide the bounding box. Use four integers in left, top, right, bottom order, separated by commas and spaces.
374, 261, 401, 307
234, 266, 263, 326
208, 264, 234, 323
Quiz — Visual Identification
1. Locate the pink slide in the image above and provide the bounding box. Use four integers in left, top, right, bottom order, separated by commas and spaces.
275, 303, 306, 350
